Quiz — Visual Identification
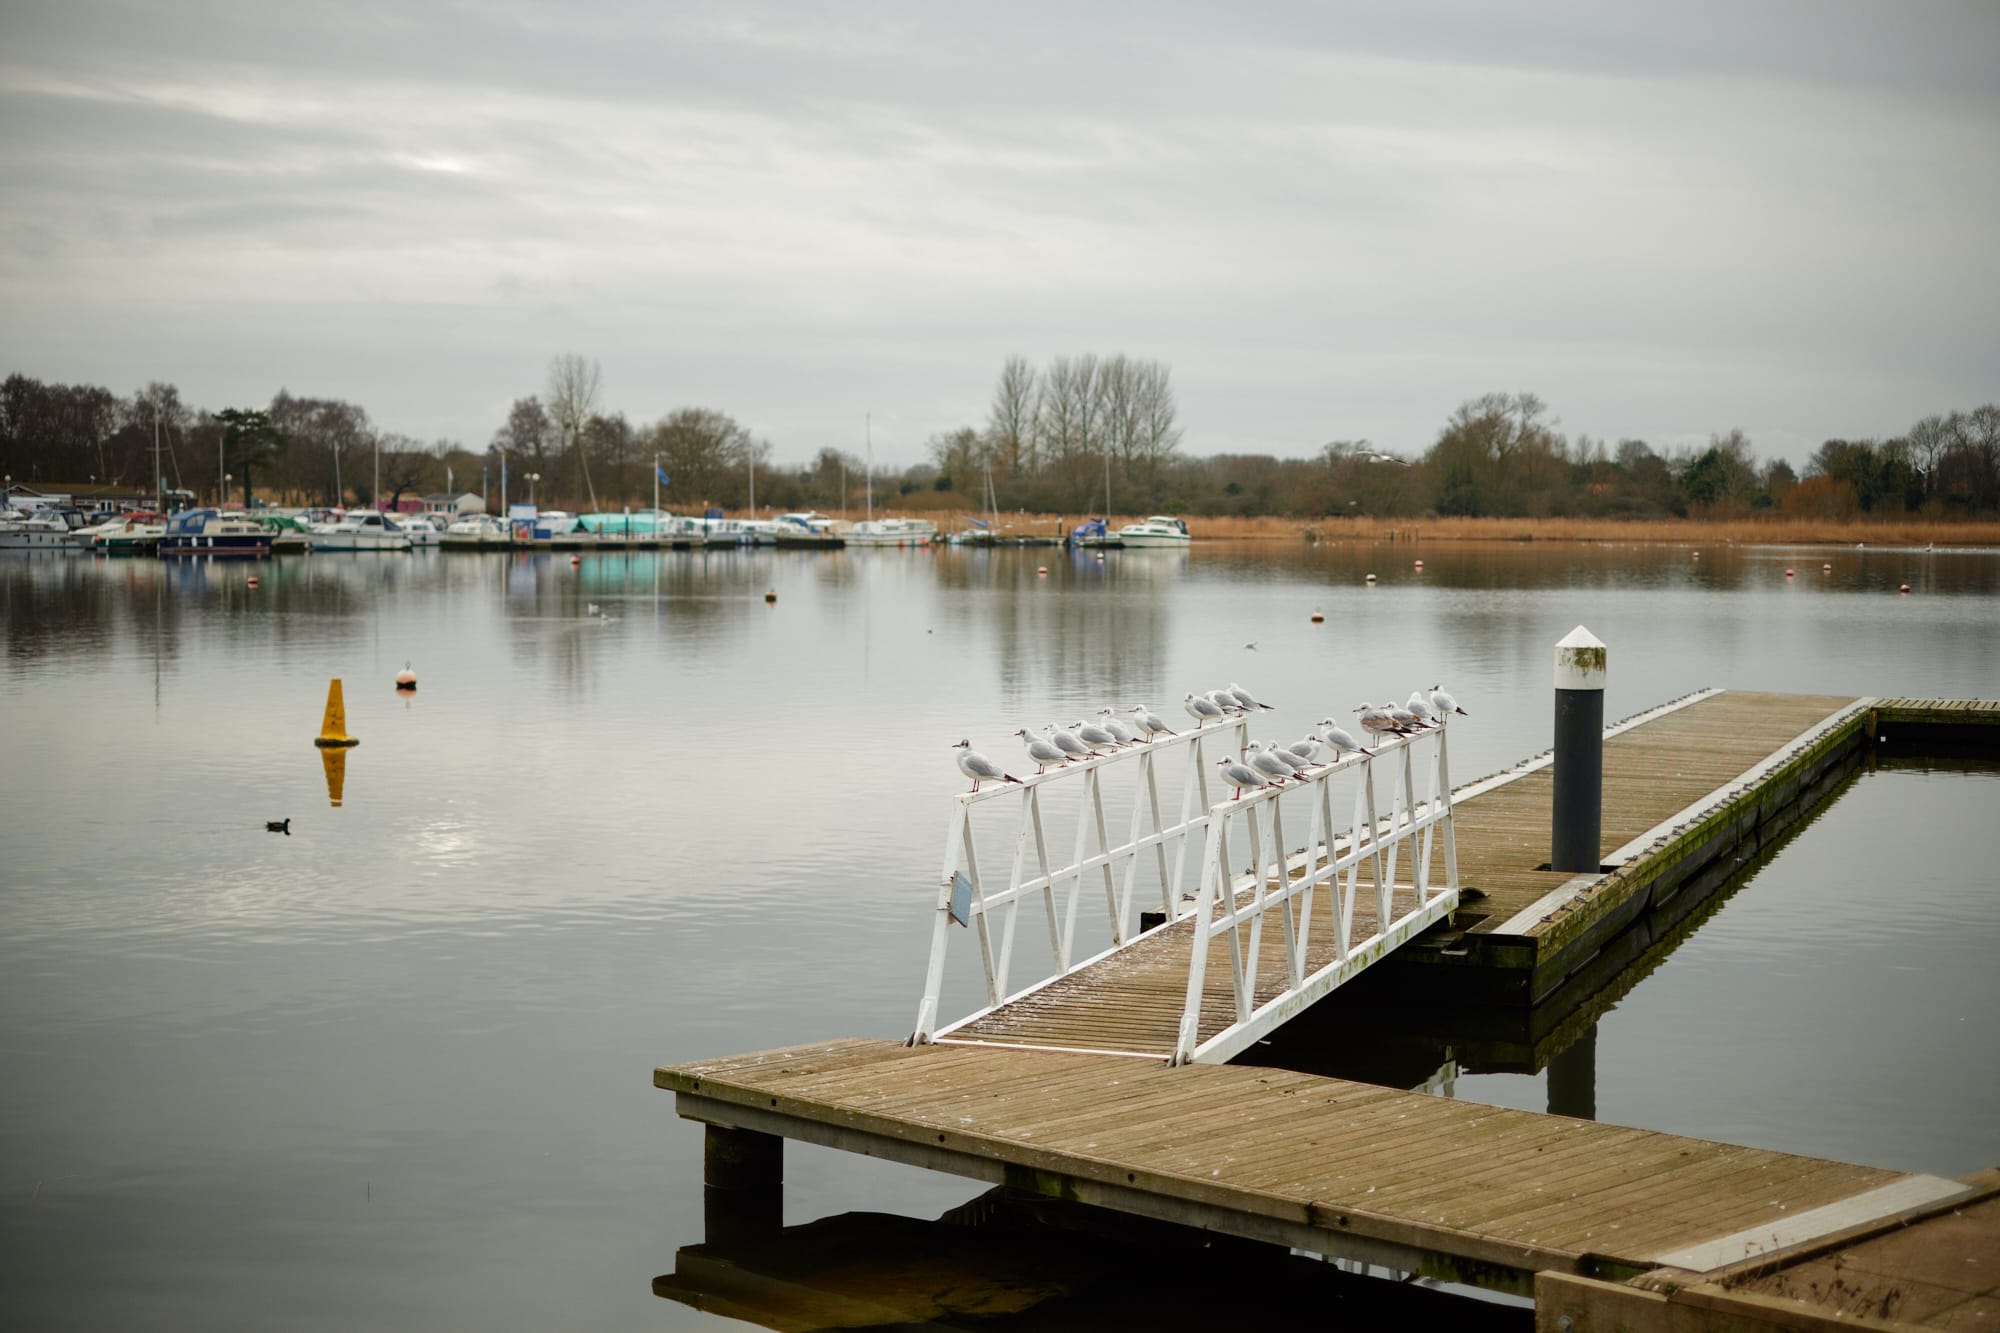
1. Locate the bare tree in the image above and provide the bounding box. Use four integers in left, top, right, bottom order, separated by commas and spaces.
986, 355, 1038, 476
546, 354, 602, 509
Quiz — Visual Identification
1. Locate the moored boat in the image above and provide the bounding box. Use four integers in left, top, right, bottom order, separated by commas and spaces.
309, 509, 414, 552
157, 509, 275, 558
1116, 515, 1191, 548
843, 517, 938, 547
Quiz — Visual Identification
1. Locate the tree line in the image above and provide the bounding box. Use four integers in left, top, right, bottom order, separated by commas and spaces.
4, 360, 1993, 520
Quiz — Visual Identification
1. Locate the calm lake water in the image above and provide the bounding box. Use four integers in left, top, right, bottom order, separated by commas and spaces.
2, 539, 1995, 1329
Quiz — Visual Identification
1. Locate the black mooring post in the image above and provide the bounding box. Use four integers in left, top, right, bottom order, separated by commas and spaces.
703, 1125, 782, 1245
1551, 626, 1606, 874
1547, 1021, 1598, 1121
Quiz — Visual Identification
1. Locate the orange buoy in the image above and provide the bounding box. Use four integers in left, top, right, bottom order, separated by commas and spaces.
1413, 559, 1423, 570
1310, 610, 1324, 624
1785, 568, 1795, 578
763, 590, 776, 604
1900, 583, 1911, 594
247, 574, 260, 588
1037, 566, 1048, 577
570, 554, 581, 567
395, 660, 417, 691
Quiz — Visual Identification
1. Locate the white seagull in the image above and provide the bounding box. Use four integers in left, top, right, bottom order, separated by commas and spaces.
1073, 719, 1124, 754
1184, 692, 1224, 724
1095, 708, 1139, 745
1046, 723, 1093, 761
1014, 727, 1068, 774
1316, 718, 1373, 758
1429, 684, 1469, 717
1227, 681, 1275, 711
1405, 691, 1436, 726
1126, 705, 1178, 739
1246, 742, 1298, 783
1215, 755, 1271, 800
1354, 703, 1401, 743
951, 740, 1022, 793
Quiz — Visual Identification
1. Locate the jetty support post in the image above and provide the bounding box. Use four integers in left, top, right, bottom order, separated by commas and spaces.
1552, 626, 1607, 874
703, 1124, 781, 1244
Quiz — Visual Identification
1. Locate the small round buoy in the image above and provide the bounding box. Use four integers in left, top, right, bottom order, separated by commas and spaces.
1900, 583, 1911, 594
1413, 559, 1423, 570
1785, 568, 1795, 578
1096, 553, 1105, 562
763, 590, 776, 604
1310, 610, 1324, 624
1037, 566, 1048, 577
570, 554, 581, 567
1365, 573, 1377, 584
395, 661, 417, 691
1822, 563, 1832, 572
247, 575, 260, 588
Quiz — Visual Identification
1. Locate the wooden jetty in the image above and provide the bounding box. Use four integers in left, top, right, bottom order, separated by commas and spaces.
657, 691, 1996, 1327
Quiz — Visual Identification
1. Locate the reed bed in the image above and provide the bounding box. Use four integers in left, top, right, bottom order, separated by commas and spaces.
791, 507, 2000, 548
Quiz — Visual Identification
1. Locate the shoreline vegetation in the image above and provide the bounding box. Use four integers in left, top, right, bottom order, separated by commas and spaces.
840, 510, 2000, 547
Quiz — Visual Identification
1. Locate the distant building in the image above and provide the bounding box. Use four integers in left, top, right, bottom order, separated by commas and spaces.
422, 492, 485, 519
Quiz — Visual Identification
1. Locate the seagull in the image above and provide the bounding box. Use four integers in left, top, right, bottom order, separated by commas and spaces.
1014, 727, 1068, 774
1228, 682, 1275, 711
265, 818, 291, 835
1209, 689, 1247, 715
1316, 719, 1372, 757
1184, 692, 1224, 724
1095, 708, 1138, 745
952, 739, 1022, 792
1284, 735, 1326, 766
1073, 718, 1124, 754
1405, 691, 1437, 726
1261, 740, 1312, 775
1215, 755, 1270, 800
1126, 705, 1177, 739
1046, 723, 1093, 761
1429, 684, 1468, 717
1245, 742, 1297, 783
1354, 703, 1402, 743
1387, 702, 1426, 731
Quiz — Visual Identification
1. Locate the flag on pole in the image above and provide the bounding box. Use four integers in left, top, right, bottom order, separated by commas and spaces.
655, 464, 671, 487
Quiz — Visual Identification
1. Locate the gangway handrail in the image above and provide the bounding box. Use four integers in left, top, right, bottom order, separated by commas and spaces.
912, 715, 1249, 1045
1174, 724, 1458, 1063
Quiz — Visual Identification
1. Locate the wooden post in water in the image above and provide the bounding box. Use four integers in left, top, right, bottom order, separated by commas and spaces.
703, 1125, 781, 1245
1552, 626, 1606, 873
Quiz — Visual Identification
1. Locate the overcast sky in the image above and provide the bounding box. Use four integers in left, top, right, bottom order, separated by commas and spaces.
4, 1, 1995, 468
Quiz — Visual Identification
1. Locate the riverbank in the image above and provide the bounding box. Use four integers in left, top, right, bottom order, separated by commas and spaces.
784, 509, 2000, 547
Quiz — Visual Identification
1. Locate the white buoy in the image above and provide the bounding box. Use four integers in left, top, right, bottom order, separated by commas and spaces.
395, 661, 417, 691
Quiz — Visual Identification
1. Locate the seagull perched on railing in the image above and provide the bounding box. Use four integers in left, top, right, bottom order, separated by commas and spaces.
1405, 691, 1437, 726
1126, 705, 1177, 740
1073, 718, 1124, 754
1184, 692, 1224, 724
1215, 755, 1270, 800
1210, 688, 1249, 715
1317, 718, 1372, 758
1245, 742, 1298, 784
1354, 703, 1402, 743
1284, 735, 1326, 766
1429, 684, 1468, 718
1386, 702, 1427, 732
1095, 708, 1139, 745
951, 740, 1022, 792
1263, 740, 1313, 775
1045, 723, 1092, 761
1227, 681, 1275, 711
1014, 727, 1068, 774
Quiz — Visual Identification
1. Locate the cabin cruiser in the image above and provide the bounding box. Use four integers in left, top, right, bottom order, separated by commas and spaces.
157, 509, 275, 558
0, 507, 78, 551
398, 514, 444, 547
442, 513, 508, 547
309, 509, 414, 552
1115, 515, 1191, 548
82, 511, 167, 554
843, 517, 938, 547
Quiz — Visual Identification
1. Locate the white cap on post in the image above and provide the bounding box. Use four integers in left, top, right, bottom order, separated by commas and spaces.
1555, 625, 1607, 691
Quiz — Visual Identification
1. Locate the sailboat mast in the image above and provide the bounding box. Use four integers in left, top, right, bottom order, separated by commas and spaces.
865, 412, 873, 522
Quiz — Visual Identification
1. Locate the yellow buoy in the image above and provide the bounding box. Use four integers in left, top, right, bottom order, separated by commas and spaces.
314, 678, 360, 748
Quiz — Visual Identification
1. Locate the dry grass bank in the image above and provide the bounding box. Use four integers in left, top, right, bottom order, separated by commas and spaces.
802, 506, 2000, 547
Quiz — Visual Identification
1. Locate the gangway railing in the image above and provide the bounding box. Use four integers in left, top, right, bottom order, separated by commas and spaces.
912, 718, 1459, 1063
911, 715, 1249, 1045
1174, 724, 1458, 1063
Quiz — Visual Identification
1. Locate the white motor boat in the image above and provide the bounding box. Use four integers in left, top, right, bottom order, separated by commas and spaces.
309, 509, 414, 552
442, 514, 509, 547
398, 514, 444, 547
844, 517, 938, 547
0, 508, 77, 551
1115, 515, 1191, 548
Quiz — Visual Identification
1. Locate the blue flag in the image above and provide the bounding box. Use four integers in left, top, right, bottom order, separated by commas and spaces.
655, 464, 671, 488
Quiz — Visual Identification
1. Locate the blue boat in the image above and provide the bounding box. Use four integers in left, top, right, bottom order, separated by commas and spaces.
157, 509, 275, 558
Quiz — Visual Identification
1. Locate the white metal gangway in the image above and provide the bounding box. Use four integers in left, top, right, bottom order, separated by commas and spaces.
912, 717, 1459, 1064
